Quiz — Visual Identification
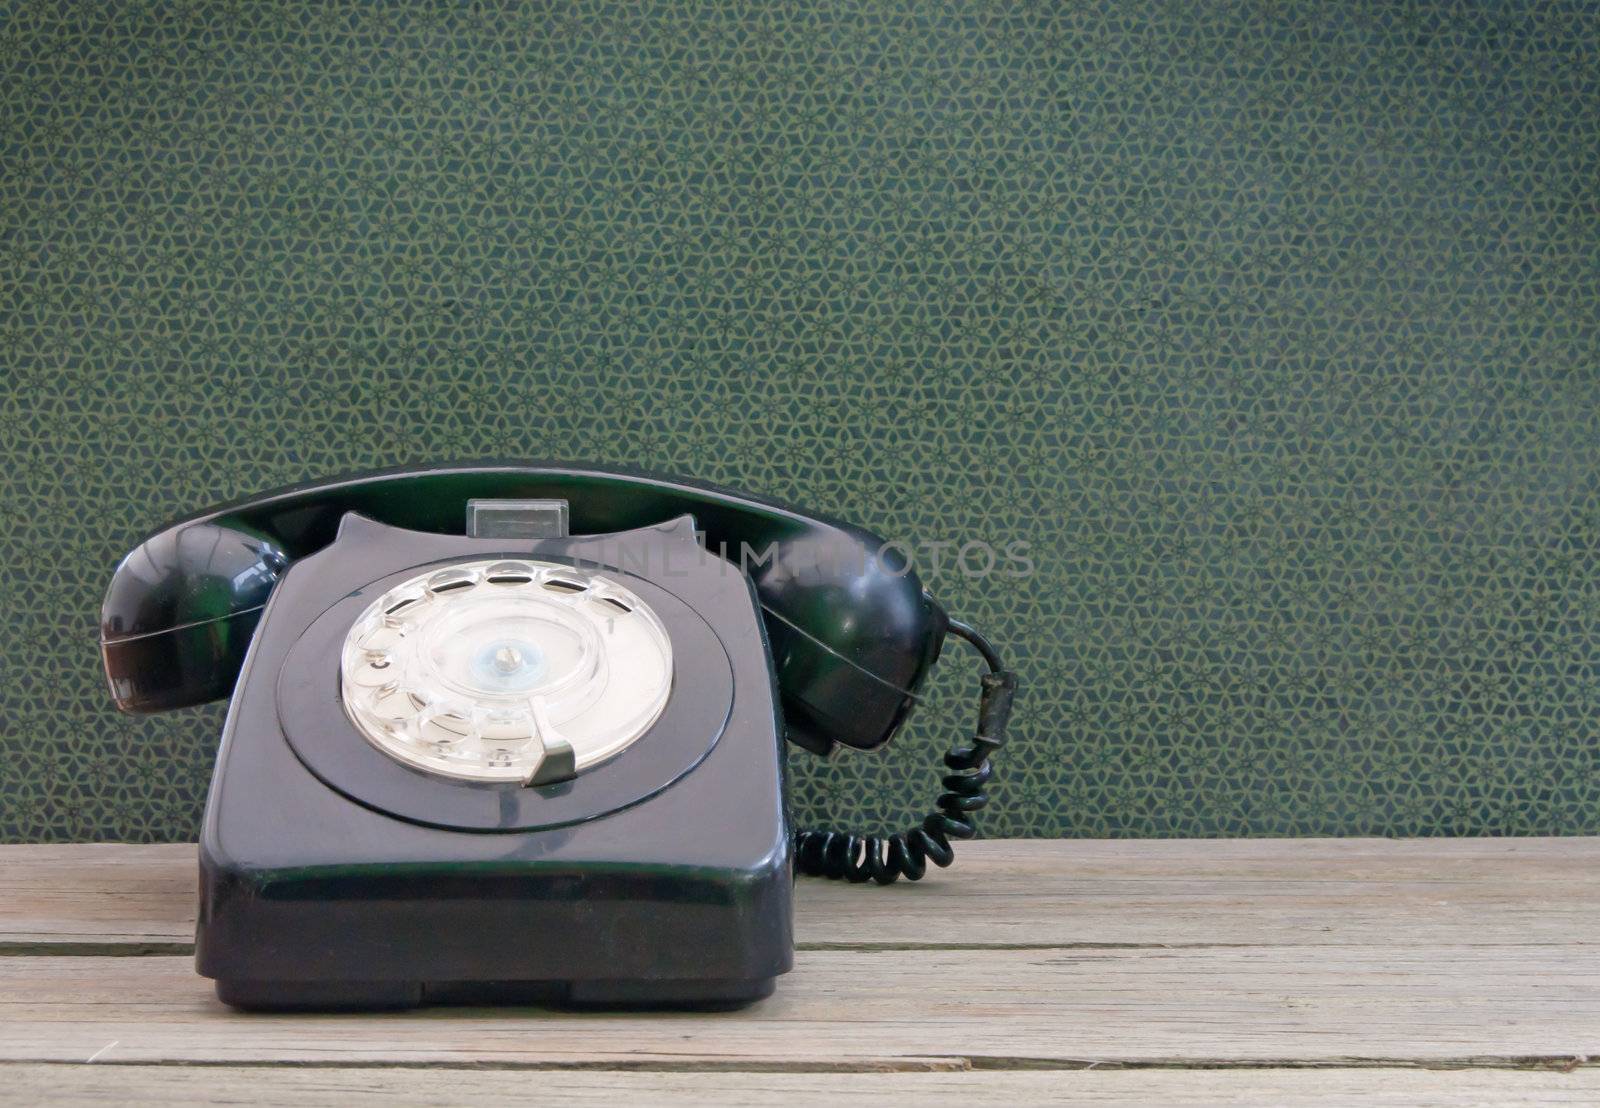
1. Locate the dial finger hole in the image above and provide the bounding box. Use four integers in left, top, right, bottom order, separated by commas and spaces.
370, 687, 414, 722
477, 707, 536, 742
385, 588, 426, 616
419, 707, 473, 746
427, 567, 477, 594
349, 655, 397, 688
359, 621, 405, 651
485, 561, 536, 585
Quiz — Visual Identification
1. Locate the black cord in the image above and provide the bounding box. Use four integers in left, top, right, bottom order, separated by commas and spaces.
793, 620, 1018, 885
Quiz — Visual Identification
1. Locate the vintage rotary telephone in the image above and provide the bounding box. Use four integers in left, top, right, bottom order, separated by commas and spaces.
100, 464, 1017, 1009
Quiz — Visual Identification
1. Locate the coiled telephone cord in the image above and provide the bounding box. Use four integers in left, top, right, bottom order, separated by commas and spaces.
793, 618, 1018, 885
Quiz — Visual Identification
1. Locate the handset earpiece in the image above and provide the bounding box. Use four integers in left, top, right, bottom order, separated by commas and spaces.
101, 519, 288, 713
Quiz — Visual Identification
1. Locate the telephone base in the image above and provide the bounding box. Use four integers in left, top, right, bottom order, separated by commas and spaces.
192, 516, 793, 1012
214, 976, 777, 1012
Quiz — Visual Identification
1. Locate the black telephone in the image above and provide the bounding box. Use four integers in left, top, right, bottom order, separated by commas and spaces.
101, 464, 1016, 1009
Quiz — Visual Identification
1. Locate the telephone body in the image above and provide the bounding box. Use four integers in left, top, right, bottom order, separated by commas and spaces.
100, 464, 1015, 1009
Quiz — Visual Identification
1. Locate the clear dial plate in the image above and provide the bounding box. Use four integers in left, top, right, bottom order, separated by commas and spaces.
338, 558, 673, 783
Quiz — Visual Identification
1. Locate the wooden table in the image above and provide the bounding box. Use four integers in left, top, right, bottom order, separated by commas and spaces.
1, 840, 1597, 1105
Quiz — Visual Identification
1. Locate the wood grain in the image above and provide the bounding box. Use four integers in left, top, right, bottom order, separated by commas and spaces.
1, 946, 1596, 1067
4, 838, 1597, 951
3, 840, 1597, 1105
2, 1064, 1598, 1107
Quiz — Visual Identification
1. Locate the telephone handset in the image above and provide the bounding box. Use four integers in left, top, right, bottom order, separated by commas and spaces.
100, 464, 1016, 1009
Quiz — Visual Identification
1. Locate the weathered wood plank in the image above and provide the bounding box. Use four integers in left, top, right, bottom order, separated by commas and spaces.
3, 839, 1597, 952
1, 947, 1596, 1067
3, 1063, 1598, 1106
0, 846, 193, 951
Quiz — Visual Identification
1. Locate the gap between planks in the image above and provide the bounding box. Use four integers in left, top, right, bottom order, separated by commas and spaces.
7, 1056, 1598, 1074
3, 1062, 1600, 1107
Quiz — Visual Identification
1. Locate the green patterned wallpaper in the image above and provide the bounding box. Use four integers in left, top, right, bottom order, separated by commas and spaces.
2, 0, 1597, 842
